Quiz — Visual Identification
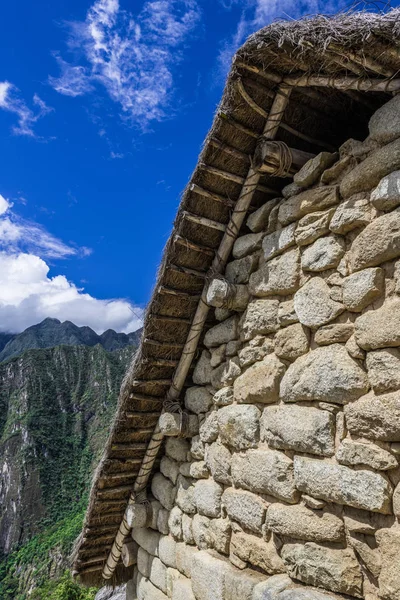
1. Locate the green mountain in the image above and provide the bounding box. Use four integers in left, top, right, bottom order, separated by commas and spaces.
0, 337, 138, 599
0, 318, 141, 363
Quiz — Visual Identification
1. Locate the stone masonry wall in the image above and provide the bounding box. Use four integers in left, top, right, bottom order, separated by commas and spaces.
128, 94, 400, 600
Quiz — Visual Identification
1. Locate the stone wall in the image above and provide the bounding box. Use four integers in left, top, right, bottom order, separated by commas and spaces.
128, 94, 400, 600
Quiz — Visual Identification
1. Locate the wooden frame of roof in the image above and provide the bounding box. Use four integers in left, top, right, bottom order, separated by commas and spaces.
72, 8, 400, 586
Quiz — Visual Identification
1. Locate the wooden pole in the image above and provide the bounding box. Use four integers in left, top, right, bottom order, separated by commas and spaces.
283, 74, 400, 92
101, 84, 292, 582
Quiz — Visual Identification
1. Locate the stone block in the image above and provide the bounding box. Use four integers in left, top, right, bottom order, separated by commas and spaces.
366, 348, 400, 393
344, 391, 400, 441
149, 556, 168, 594
345, 335, 366, 359
170, 574, 196, 600
239, 336, 274, 368
226, 254, 259, 284
224, 566, 266, 600
294, 152, 338, 187
281, 542, 362, 598
137, 547, 152, 577
301, 235, 345, 272
208, 517, 231, 555
274, 323, 309, 361
336, 438, 397, 470
165, 437, 190, 463
314, 323, 354, 346
349, 210, 400, 271
175, 542, 197, 578
342, 267, 384, 312
181, 514, 194, 545
175, 475, 196, 515
210, 357, 241, 390
340, 137, 400, 199
137, 573, 168, 600
199, 411, 219, 444
294, 208, 335, 246
294, 456, 392, 514
280, 344, 369, 405
185, 387, 212, 414
168, 506, 183, 540
192, 514, 211, 550
191, 550, 231, 600
160, 456, 180, 485
247, 198, 280, 233
132, 528, 160, 557
232, 448, 299, 503
194, 479, 223, 518
204, 316, 239, 348
230, 531, 285, 574
355, 299, 400, 350
234, 354, 286, 404
222, 487, 268, 533
158, 535, 177, 569
262, 223, 296, 262
266, 503, 344, 543
282, 181, 304, 198
371, 170, 400, 210
189, 461, 208, 479
213, 386, 234, 407
205, 440, 232, 485
241, 299, 279, 341
294, 277, 344, 328
249, 249, 300, 297
261, 404, 335, 456
217, 404, 261, 450
252, 575, 292, 600
233, 232, 264, 259
369, 94, 400, 144
190, 435, 205, 460
192, 350, 212, 385
206, 279, 249, 311
329, 194, 373, 234
159, 412, 199, 438
278, 186, 339, 226
376, 529, 400, 600
278, 299, 298, 326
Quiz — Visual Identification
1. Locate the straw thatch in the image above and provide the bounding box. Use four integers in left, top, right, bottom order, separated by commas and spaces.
73, 9, 400, 586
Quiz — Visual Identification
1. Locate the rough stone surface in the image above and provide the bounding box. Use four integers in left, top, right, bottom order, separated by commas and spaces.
191, 550, 231, 600
225, 254, 259, 284
294, 278, 344, 328
369, 93, 400, 144
166, 438, 190, 463
278, 299, 298, 326
152, 473, 177, 511
342, 267, 384, 312
294, 456, 392, 513
185, 387, 212, 415
240, 299, 279, 341
234, 354, 286, 404
345, 335, 366, 360
262, 223, 296, 262
210, 357, 241, 390
149, 556, 168, 593
194, 479, 223, 518
204, 316, 239, 348
340, 137, 400, 199
168, 506, 183, 540
278, 186, 339, 226
160, 456, 180, 485
349, 210, 400, 271
232, 449, 299, 503
281, 542, 362, 598
294, 209, 335, 246
137, 574, 168, 600
199, 411, 219, 444
252, 575, 292, 600
222, 488, 268, 533
376, 529, 400, 600
132, 528, 160, 557
249, 249, 300, 297
329, 195, 373, 234
230, 531, 286, 574
158, 536, 177, 569
314, 323, 354, 346
266, 503, 344, 542
238, 336, 274, 368
224, 566, 266, 600
213, 387, 234, 407
175, 475, 196, 515
205, 440, 232, 485
355, 299, 400, 350
274, 323, 310, 361
280, 344, 369, 405
336, 438, 397, 471
207, 279, 249, 311
247, 199, 279, 233
233, 231, 264, 259
301, 235, 345, 272
294, 152, 338, 188
175, 542, 197, 578
190, 436, 205, 461
366, 348, 400, 393
261, 404, 335, 456
189, 461, 208, 479
192, 350, 212, 385
344, 391, 400, 441
371, 170, 400, 211
217, 404, 260, 450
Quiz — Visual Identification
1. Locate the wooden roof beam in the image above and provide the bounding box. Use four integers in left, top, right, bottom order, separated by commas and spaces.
189, 183, 235, 209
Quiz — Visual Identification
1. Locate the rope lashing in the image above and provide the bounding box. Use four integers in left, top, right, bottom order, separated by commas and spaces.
256, 137, 293, 177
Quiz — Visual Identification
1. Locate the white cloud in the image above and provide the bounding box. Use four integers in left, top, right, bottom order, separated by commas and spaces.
50, 0, 201, 128
0, 252, 143, 334
0, 195, 12, 216
218, 0, 348, 74
0, 81, 52, 136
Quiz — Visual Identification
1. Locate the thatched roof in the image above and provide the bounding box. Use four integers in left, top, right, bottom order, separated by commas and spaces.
73, 8, 400, 585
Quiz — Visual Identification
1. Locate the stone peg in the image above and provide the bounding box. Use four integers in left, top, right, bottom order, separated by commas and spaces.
206, 278, 249, 311
159, 412, 199, 438
121, 540, 139, 567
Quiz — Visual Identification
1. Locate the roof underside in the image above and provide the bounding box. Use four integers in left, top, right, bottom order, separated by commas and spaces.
73, 9, 400, 584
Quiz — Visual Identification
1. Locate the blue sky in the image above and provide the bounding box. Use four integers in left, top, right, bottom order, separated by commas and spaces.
0, 0, 392, 333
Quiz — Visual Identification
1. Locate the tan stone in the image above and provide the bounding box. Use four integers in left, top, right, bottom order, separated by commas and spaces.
329, 194, 373, 234
314, 323, 354, 346
294, 277, 344, 328
342, 267, 384, 312
366, 348, 400, 393
336, 439, 397, 470
376, 528, 400, 600
371, 170, 400, 211
247, 198, 279, 233
193, 350, 212, 385
301, 235, 345, 272
233, 231, 264, 259
274, 323, 310, 361
225, 254, 259, 284
344, 391, 400, 441
230, 531, 286, 575
266, 503, 344, 542
262, 223, 296, 262
294, 208, 335, 246
238, 336, 274, 368
355, 299, 400, 350
278, 299, 298, 326
294, 152, 338, 188
240, 299, 279, 341
369, 94, 400, 144
348, 533, 381, 579
205, 440, 232, 485
204, 316, 239, 348
278, 186, 339, 226
234, 354, 286, 404
217, 404, 260, 450
222, 488, 268, 533
345, 335, 366, 360
280, 344, 369, 405
249, 249, 300, 297
348, 210, 400, 272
